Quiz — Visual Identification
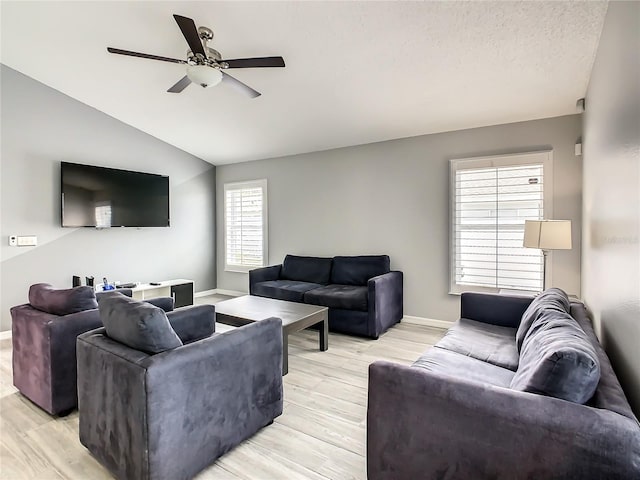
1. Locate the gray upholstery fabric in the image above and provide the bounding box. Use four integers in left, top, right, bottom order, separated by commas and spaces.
249, 264, 282, 295
511, 309, 601, 404
166, 305, 215, 344
570, 303, 637, 420
29, 283, 98, 316
77, 317, 283, 480
435, 318, 519, 370
10, 286, 175, 416
250, 257, 403, 339
461, 292, 533, 328
367, 360, 640, 480
252, 280, 323, 302
413, 347, 515, 388
280, 254, 332, 284
99, 293, 182, 354
330, 255, 390, 286
367, 294, 640, 479
516, 287, 570, 350
304, 284, 368, 311
97, 290, 175, 313
11, 305, 102, 415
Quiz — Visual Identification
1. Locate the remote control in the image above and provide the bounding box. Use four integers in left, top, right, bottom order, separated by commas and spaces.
150, 282, 162, 286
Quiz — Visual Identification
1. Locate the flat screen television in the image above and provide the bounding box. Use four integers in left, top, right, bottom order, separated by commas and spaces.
61, 162, 170, 228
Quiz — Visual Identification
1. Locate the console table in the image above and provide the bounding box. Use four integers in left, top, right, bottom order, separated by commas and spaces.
98, 279, 195, 308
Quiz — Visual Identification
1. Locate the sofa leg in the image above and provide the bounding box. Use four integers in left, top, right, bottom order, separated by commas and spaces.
57, 407, 75, 417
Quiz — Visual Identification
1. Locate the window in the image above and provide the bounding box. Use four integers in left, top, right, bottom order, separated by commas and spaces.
224, 180, 268, 272
450, 152, 552, 294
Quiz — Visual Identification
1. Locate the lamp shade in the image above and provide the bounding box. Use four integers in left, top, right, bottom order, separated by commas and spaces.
523, 220, 572, 250
186, 65, 223, 88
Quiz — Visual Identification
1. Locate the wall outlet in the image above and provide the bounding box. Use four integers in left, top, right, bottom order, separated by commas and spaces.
8, 235, 17, 246
17, 235, 37, 247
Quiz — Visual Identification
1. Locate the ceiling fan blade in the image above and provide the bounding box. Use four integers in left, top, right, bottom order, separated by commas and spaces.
221, 72, 261, 98
221, 56, 285, 69
173, 14, 206, 57
167, 76, 192, 93
107, 47, 186, 64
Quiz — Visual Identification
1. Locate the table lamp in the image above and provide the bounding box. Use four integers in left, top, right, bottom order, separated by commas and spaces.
523, 220, 572, 290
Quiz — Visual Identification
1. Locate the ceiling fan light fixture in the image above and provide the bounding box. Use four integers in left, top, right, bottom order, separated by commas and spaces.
186, 64, 222, 88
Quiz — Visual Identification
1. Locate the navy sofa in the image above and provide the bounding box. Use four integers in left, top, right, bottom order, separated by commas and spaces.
250, 254, 403, 339
367, 290, 640, 479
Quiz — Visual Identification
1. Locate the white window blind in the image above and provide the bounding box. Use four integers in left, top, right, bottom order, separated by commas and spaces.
450, 153, 551, 293
224, 180, 268, 272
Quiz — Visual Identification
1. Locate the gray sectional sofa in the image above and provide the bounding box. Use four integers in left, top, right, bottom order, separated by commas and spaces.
249, 254, 403, 338
367, 289, 640, 479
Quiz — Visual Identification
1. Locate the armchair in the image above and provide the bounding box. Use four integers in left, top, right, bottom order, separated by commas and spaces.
10, 283, 174, 415
77, 297, 283, 480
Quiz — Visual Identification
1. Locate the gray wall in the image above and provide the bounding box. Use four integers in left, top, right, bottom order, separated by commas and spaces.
0, 65, 216, 331
216, 114, 583, 322
582, 2, 640, 415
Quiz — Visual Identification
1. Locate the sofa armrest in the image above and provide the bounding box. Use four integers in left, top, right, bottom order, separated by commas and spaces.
367, 360, 640, 480
249, 264, 282, 294
145, 296, 175, 312
368, 271, 403, 338
460, 292, 533, 327
167, 304, 215, 344
11, 305, 104, 414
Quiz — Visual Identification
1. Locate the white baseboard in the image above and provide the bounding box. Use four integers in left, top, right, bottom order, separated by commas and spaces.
0, 330, 12, 340
214, 289, 246, 297
195, 289, 245, 298
194, 289, 217, 298
403, 315, 453, 330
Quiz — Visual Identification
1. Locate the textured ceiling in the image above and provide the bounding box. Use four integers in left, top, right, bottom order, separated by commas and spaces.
0, 1, 607, 165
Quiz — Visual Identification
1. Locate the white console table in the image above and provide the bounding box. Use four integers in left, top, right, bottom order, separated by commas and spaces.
99, 279, 195, 308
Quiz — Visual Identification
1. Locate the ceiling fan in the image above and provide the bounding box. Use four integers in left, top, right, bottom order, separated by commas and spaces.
107, 14, 285, 98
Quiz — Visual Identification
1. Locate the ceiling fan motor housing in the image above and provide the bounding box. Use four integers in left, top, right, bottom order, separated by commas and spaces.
186, 64, 223, 88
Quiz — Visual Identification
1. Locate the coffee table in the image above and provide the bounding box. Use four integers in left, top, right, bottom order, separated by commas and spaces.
214, 295, 328, 375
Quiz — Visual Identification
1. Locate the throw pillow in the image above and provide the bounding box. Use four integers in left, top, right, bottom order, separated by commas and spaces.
29, 283, 98, 316
515, 287, 570, 351
99, 292, 183, 354
510, 310, 600, 404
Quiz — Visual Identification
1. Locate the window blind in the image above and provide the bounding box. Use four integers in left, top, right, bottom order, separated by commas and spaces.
224, 180, 267, 270
453, 163, 544, 291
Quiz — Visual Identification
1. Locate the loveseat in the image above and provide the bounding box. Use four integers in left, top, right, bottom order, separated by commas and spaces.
10, 283, 174, 415
77, 293, 283, 480
250, 254, 403, 338
367, 289, 640, 479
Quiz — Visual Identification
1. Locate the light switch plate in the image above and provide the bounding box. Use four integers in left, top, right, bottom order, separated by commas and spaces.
17, 235, 37, 247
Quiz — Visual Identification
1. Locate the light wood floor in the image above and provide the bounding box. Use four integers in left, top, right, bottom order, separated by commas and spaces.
0, 296, 445, 480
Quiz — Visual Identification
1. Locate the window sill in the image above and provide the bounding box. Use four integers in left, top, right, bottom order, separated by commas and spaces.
224, 267, 252, 274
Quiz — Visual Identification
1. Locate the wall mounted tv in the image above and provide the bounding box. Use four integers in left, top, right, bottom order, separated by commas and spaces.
61, 162, 170, 228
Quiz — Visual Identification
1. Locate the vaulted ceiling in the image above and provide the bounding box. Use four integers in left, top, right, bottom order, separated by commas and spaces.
0, 1, 608, 165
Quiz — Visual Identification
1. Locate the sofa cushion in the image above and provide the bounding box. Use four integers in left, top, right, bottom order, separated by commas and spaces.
29, 283, 98, 316
304, 285, 368, 311
516, 288, 570, 351
98, 293, 183, 354
281, 255, 332, 284
252, 280, 323, 303
330, 255, 390, 286
413, 347, 515, 388
510, 309, 600, 404
436, 318, 520, 370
